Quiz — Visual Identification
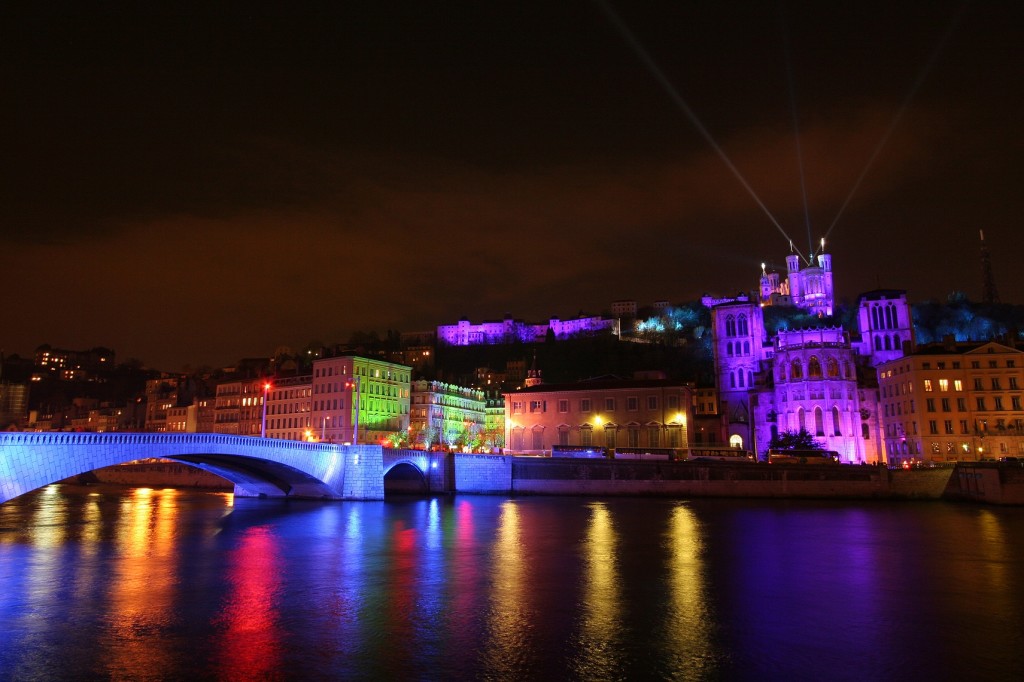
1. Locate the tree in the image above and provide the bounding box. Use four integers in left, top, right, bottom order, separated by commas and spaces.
769, 428, 825, 452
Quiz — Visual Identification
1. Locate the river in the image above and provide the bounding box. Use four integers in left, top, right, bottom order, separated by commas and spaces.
2, 485, 1023, 680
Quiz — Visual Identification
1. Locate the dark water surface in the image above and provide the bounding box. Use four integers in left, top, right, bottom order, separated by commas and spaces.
2, 485, 1023, 681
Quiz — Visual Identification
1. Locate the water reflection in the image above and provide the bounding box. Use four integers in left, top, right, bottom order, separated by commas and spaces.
663, 502, 715, 679
4, 489, 1024, 680
483, 500, 530, 678
215, 524, 282, 680
573, 502, 624, 679
104, 489, 180, 679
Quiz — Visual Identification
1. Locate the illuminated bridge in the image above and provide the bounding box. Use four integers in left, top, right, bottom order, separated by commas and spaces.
0, 433, 453, 504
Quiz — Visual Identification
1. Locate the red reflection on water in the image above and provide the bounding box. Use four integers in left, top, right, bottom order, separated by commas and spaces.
216, 526, 282, 680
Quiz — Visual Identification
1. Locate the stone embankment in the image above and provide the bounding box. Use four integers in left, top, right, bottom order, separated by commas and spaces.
458, 457, 1024, 505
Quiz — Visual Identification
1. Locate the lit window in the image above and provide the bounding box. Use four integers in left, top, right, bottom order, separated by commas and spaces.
939, 379, 949, 391
923, 380, 933, 392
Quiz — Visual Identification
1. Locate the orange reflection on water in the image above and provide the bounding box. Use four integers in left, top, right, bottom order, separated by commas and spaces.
216, 524, 283, 680
574, 502, 624, 679
664, 503, 714, 676
482, 501, 530, 676
104, 488, 180, 679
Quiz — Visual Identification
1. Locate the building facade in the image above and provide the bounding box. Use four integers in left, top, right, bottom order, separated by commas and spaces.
877, 340, 1024, 465
750, 328, 881, 463
213, 378, 266, 436
265, 375, 313, 441
311, 356, 410, 444
709, 295, 768, 450
504, 376, 693, 455
438, 314, 618, 346
409, 380, 486, 451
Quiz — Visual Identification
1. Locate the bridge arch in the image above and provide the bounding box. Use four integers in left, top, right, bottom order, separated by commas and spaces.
0, 433, 385, 503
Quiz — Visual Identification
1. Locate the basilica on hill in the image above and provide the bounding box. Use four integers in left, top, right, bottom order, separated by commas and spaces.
709, 244, 913, 463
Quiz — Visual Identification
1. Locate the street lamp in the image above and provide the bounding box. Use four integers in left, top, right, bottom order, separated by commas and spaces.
346, 375, 361, 444
261, 381, 272, 438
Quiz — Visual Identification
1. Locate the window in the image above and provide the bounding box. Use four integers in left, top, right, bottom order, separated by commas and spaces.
605, 427, 616, 449
627, 428, 639, 447
974, 378, 984, 390
532, 428, 543, 450
944, 420, 954, 435
791, 360, 803, 380
814, 407, 825, 436
1013, 396, 1022, 410
926, 399, 936, 412
647, 396, 658, 410
558, 428, 569, 446
604, 398, 615, 411
529, 400, 544, 413
1011, 377, 1019, 389
954, 379, 963, 391
939, 379, 949, 391
512, 401, 524, 414
558, 399, 569, 413
580, 427, 592, 446
941, 398, 950, 412
832, 406, 842, 436
667, 395, 678, 409
960, 420, 969, 434
995, 397, 1004, 410
928, 420, 938, 435
627, 397, 638, 411
924, 380, 933, 392
992, 378, 1002, 390
971, 361, 980, 369
808, 356, 822, 378
977, 398, 987, 411
648, 426, 660, 447
580, 399, 592, 412
957, 398, 966, 411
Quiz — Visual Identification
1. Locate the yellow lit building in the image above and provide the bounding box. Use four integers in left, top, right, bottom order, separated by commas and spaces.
877, 340, 1024, 465
504, 375, 693, 455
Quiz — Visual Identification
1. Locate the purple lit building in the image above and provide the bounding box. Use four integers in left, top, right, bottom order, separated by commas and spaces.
437, 313, 618, 346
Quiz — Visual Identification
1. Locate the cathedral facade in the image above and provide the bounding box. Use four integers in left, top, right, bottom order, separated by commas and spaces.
710, 251, 911, 463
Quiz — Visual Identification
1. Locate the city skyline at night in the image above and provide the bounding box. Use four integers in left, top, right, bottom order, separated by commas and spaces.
4, 2, 1020, 370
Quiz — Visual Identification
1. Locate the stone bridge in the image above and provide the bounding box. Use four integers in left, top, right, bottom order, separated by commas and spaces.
0, 433, 454, 504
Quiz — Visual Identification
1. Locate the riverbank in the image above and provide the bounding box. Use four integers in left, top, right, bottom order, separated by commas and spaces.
60, 458, 1024, 505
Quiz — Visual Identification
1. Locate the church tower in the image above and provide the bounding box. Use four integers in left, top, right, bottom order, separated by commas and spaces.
710, 295, 767, 450
856, 290, 914, 366
524, 351, 543, 387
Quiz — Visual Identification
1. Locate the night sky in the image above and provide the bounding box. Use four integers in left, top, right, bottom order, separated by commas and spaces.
3, 1, 1020, 371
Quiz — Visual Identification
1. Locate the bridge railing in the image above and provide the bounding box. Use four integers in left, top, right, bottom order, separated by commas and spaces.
0, 432, 343, 453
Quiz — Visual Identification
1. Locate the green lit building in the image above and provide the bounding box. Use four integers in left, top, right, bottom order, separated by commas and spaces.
312, 355, 411, 445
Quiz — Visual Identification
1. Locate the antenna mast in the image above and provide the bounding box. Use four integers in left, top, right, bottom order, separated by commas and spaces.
980, 230, 1001, 304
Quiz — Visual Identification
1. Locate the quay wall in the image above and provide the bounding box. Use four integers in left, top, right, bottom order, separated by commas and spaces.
506, 459, 938, 500
72, 463, 232, 490
453, 454, 512, 494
